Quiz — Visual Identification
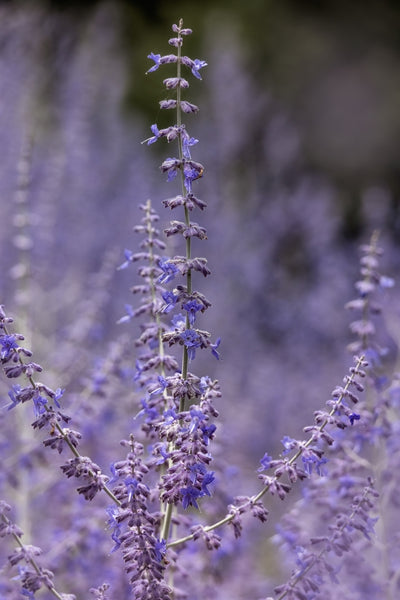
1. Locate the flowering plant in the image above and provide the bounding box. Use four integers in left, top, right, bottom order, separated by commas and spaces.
0, 17, 399, 600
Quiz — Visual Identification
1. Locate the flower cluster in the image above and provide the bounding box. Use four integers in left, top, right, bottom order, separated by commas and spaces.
107, 437, 171, 600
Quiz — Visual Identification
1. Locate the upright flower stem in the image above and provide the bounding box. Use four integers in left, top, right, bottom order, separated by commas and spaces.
162, 20, 192, 544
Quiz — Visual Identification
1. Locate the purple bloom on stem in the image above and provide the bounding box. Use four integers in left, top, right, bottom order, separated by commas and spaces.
191, 58, 207, 79
162, 290, 178, 313
0, 334, 18, 360
149, 375, 169, 396
182, 299, 203, 325
106, 506, 122, 552
188, 462, 206, 483
180, 329, 201, 360
155, 539, 167, 562
163, 408, 178, 424
258, 453, 273, 472
183, 161, 204, 192
162, 157, 181, 182
154, 443, 170, 465
54, 388, 65, 408
133, 358, 144, 382
201, 423, 216, 444
180, 486, 202, 509
124, 476, 139, 502
158, 257, 179, 283
182, 135, 198, 159
108, 464, 119, 486
6, 384, 21, 410
302, 454, 328, 476
146, 123, 161, 145
189, 408, 207, 433
201, 471, 215, 496
146, 52, 161, 73
117, 248, 134, 270
211, 337, 221, 360
136, 398, 159, 422
349, 412, 361, 425
379, 275, 395, 288
33, 394, 47, 417
281, 436, 298, 454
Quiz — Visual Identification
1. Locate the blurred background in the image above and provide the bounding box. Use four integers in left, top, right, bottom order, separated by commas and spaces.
1, 0, 400, 597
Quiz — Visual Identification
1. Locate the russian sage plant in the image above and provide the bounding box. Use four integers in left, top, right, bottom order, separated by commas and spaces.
0, 18, 399, 600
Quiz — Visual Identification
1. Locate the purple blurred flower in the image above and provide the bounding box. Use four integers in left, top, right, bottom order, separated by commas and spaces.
201, 471, 215, 496
281, 436, 299, 454
211, 337, 221, 360
117, 248, 134, 270
349, 412, 361, 425
158, 258, 179, 284
162, 290, 178, 313
32, 393, 47, 417
6, 384, 22, 410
